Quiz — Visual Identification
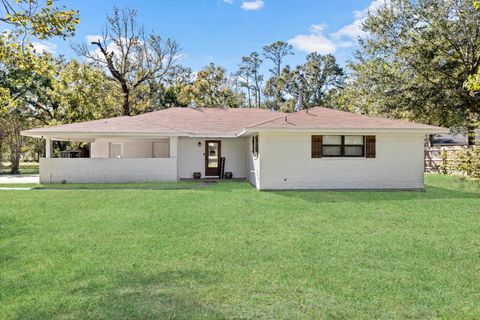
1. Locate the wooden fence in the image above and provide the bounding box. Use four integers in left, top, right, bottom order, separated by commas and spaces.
424, 146, 466, 173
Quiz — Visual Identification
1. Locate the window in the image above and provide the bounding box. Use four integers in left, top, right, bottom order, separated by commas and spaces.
343, 135, 364, 157
252, 135, 259, 156
312, 135, 371, 158
153, 142, 169, 158
110, 143, 123, 158
322, 135, 343, 157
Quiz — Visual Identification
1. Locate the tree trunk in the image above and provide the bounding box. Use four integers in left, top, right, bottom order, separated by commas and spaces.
246, 79, 252, 108
0, 136, 4, 173
427, 134, 434, 147
467, 125, 476, 146
9, 125, 22, 174
255, 79, 261, 108
121, 83, 130, 116
9, 152, 20, 174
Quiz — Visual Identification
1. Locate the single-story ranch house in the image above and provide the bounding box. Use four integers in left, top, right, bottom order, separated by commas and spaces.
22, 107, 446, 190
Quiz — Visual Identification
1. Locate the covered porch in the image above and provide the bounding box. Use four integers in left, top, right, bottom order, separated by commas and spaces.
38, 135, 252, 184
40, 135, 178, 184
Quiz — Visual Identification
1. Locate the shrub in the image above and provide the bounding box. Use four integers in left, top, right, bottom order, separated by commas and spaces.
447, 146, 480, 178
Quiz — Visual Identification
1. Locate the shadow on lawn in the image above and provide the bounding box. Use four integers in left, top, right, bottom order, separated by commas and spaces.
0, 217, 23, 267
12, 270, 227, 320
269, 185, 480, 204
79, 270, 226, 320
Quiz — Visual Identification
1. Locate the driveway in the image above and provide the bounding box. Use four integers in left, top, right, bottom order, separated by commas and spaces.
0, 174, 39, 184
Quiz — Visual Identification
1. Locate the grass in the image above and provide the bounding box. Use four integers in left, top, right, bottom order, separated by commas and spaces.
1, 174, 479, 319
0, 181, 200, 190
0, 162, 39, 175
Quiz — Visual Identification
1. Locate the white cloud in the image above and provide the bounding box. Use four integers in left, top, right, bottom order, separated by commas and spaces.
32, 41, 57, 54
241, 0, 264, 11
333, 0, 387, 40
223, 0, 234, 3
288, 0, 387, 54
85, 38, 123, 63
288, 24, 337, 54
85, 37, 184, 66
85, 34, 103, 43
333, 19, 364, 40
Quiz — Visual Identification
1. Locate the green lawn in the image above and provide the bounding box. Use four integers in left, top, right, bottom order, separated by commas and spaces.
0, 162, 39, 175
0, 181, 200, 190
1, 175, 479, 319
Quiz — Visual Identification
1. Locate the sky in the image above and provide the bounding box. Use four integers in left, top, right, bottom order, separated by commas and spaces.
29, 0, 383, 75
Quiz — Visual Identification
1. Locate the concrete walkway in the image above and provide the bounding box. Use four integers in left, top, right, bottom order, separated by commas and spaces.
0, 174, 39, 184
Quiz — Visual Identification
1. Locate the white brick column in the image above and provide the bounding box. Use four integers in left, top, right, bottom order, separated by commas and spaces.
45, 137, 52, 158
169, 136, 178, 158
169, 136, 178, 181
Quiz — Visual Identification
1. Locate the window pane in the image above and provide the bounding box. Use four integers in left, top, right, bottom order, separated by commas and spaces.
323, 135, 341, 145
344, 146, 364, 156
208, 143, 217, 156
208, 159, 218, 168
344, 136, 364, 145
111, 143, 123, 158
153, 142, 169, 158
207, 142, 219, 168
322, 146, 341, 156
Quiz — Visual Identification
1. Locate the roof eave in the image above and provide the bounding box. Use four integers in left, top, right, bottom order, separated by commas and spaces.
240, 127, 449, 135
21, 130, 243, 139
186, 133, 239, 138
20, 130, 185, 139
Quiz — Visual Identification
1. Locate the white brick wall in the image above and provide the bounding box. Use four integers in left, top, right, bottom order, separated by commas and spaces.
40, 133, 425, 188
177, 138, 247, 179
258, 132, 425, 190
39, 158, 177, 183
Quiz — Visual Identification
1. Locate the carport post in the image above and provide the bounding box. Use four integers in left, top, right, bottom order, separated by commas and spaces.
45, 137, 52, 158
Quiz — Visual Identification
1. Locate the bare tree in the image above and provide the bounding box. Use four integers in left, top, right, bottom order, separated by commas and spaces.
74, 8, 180, 115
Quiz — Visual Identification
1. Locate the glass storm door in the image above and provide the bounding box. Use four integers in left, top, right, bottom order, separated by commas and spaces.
205, 140, 221, 177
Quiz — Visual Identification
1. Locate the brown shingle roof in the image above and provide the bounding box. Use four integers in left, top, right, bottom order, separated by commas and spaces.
22, 107, 446, 137
248, 107, 444, 131
24, 115, 183, 134
134, 107, 285, 135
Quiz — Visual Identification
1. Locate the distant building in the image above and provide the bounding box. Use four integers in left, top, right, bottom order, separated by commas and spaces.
430, 131, 479, 146
431, 133, 468, 146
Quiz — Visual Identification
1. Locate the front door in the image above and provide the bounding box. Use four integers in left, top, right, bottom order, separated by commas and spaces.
205, 140, 221, 177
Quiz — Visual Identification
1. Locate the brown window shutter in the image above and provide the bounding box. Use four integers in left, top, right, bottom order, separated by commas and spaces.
365, 136, 376, 158
311, 135, 323, 158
